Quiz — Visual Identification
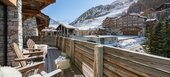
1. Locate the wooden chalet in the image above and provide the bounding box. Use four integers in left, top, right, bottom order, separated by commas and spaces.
140, 8, 155, 17
154, 3, 170, 21
0, 0, 55, 66
56, 23, 76, 37
102, 13, 147, 36
156, 3, 170, 11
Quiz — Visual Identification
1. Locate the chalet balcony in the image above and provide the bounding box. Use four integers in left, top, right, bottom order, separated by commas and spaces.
23, 35, 170, 77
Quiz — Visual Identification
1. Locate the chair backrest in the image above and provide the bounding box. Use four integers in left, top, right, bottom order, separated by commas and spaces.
12, 43, 27, 67
27, 38, 35, 49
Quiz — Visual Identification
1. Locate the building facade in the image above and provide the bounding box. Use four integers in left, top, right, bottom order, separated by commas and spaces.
102, 13, 147, 36
155, 3, 170, 21
56, 23, 76, 37
0, 0, 55, 66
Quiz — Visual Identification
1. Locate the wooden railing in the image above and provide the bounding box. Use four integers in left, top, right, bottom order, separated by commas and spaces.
31, 36, 170, 77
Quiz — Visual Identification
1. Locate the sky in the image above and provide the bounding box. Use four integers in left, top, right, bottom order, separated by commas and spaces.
42, 0, 116, 23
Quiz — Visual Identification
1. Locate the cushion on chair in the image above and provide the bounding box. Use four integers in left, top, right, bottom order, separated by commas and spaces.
0, 66, 22, 77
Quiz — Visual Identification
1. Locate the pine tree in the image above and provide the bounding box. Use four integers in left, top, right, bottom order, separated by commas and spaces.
146, 20, 170, 57
164, 20, 170, 57
151, 22, 164, 56
145, 24, 154, 53
160, 21, 167, 56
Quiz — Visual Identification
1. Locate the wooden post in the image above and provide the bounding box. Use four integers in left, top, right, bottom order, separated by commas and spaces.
56, 36, 58, 48
58, 36, 61, 49
94, 45, 103, 77
61, 26, 63, 36
70, 39, 75, 63
62, 37, 66, 52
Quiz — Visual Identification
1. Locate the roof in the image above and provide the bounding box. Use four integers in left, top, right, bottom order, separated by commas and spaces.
0, 0, 17, 6
156, 3, 170, 11
57, 22, 76, 29
146, 19, 158, 22
108, 13, 147, 21
22, 0, 56, 20
129, 13, 147, 19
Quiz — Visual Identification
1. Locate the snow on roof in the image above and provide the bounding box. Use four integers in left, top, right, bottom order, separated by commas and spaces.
129, 13, 147, 19
108, 13, 147, 21
84, 35, 117, 38
58, 22, 76, 29
49, 24, 59, 29
146, 19, 158, 22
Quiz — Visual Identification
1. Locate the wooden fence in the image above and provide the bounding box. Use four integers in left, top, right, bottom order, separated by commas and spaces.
32, 36, 170, 77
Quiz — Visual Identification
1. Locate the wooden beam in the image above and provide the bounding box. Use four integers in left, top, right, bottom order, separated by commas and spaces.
94, 45, 104, 77
23, 9, 40, 15
1, 0, 17, 6
23, 0, 53, 3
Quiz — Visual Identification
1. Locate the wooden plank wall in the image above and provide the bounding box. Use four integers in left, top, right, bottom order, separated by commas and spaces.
74, 40, 96, 77
42, 36, 56, 46
32, 36, 170, 77
103, 46, 170, 77
65, 38, 71, 55
30, 36, 56, 46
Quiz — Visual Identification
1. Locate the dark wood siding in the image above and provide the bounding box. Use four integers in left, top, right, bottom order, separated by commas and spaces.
0, 3, 7, 65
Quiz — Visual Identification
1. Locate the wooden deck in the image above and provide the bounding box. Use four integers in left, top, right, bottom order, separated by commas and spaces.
61, 65, 84, 77
45, 47, 84, 77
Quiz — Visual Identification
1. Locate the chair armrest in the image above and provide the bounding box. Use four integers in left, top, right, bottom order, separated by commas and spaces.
18, 61, 44, 73
14, 56, 42, 61
14, 58, 32, 61
23, 51, 43, 55
42, 69, 62, 77
25, 48, 41, 51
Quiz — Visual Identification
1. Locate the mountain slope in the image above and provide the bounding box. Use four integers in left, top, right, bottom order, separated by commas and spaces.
128, 0, 170, 13
70, 0, 137, 30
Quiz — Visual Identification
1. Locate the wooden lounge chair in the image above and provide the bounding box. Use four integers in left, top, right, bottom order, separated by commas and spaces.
26, 38, 41, 52
12, 42, 44, 67
26, 38, 48, 56
12, 42, 45, 77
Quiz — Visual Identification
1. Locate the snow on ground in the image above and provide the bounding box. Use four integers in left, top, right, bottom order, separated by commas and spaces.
84, 35, 116, 38
73, 35, 145, 53
118, 36, 145, 48
101, 35, 145, 53
117, 36, 145, 53
112, 35, 137, 40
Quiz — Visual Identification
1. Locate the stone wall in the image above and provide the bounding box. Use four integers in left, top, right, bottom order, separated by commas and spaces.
7, 6, 18, 66
23, 17, 38, 37
7, 0, 23, 66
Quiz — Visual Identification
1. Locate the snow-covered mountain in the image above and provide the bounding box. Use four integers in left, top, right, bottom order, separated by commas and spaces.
70, 0, 137, 30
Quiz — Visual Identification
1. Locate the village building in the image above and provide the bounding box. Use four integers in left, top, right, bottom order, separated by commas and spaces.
76, 29, 98, 36
102, 13, 147, 36
155, 3, 170, 21
0, 0, 55, 66
151, 3, 170, 21
56, 23, 76, 37
41, 27, 57, 36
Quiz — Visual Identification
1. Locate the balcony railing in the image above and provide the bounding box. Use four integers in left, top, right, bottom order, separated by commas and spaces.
30, 36, 170, 77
